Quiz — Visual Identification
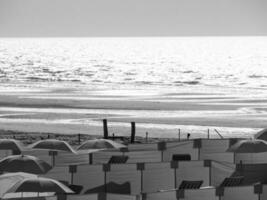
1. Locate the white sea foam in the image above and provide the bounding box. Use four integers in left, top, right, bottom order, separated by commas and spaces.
0, 106, 263, 118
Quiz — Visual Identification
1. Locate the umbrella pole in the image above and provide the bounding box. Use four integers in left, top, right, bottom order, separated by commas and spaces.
51, 153, 54, 166
104, 171, 107, 193
53, 154, 55, 166
49, 151, 57, 167
50, 153, 55, 166
233, 152, 236, 163
71, 172, 74, 185
49, 151, 58, 166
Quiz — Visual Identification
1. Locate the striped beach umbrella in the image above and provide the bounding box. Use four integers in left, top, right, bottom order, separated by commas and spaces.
0, 139, 24, 154
77, 139, 126, 150
0, 155, 52, 174
227, 139, 267, 153
5, 177, 74, 196
29, 139, 76, 166
0, 172, 37, 198
77, 139, 127, 164
29, 139, 75, 153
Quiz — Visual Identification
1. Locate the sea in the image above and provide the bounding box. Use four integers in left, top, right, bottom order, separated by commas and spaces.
0, 37, 267, 138
0, 37, 267, 90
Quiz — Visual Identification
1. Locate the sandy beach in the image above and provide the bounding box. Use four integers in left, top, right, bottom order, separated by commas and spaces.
0, 82, 266, 141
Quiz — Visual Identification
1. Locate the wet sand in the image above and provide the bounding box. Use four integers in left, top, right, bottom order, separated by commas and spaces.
0, 83, 266, 139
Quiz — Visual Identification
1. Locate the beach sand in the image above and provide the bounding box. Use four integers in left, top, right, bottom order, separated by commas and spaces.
0, 82, 266, 141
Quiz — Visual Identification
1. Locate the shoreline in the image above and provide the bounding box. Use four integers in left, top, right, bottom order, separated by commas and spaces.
0, 83, 265, 140
0, 129, 178, 145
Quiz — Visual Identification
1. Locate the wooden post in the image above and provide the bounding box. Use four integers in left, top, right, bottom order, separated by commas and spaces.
145, 132, 148, 143
207, 129, 210, 139
178, 129, 181, 141
103, 119, 108, 139
131, 122, 136, 143
89, 153, 93, 164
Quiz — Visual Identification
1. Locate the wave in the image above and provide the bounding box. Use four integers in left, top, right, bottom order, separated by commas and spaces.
173, 81, 200, 85
248, 75, 267, 79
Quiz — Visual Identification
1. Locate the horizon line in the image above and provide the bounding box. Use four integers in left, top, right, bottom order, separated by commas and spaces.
1, 35, 267, 38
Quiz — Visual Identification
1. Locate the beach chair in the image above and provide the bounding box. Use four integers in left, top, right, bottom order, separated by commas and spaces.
220, 176, 244, 187
84, 181, 131, 194
66, 194, 98, 200
178, 180, 203, 189
172, 154, 191, 161
108, 155, 128, 164
7, 198, 47, 200
69, 184, 84, 194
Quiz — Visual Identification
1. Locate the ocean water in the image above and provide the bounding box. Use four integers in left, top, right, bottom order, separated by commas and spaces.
1, 37, 267, 138
0, 37, 267, 90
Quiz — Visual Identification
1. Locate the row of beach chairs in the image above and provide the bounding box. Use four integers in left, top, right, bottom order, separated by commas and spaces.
2, 138, 267, 200
7, 184, 267, 200
3, 138, 267, 166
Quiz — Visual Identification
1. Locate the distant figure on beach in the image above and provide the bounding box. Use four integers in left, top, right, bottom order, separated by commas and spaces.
187, 133, 191, 140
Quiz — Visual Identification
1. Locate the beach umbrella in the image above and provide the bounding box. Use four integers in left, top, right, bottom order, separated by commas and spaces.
0, 172, 37, 198
4, 177, 74, 197
254, 128, 267, 141
77, 139, 126, 150
0, 155, 52, 174
227, 139, 267, 153
0, 172, 37, 180
77, 139, 127, 164
0, 139, 24, 154
29, 139, 75, 153
29, 139, 76, 166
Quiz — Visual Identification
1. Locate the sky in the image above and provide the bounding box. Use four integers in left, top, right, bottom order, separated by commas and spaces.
0, 0, 266, 37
